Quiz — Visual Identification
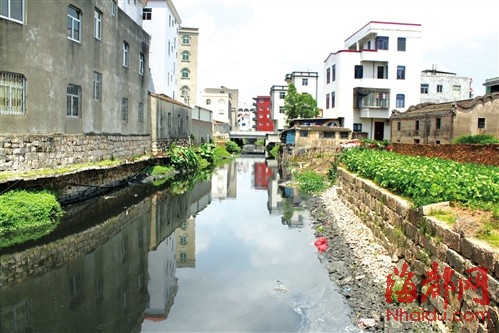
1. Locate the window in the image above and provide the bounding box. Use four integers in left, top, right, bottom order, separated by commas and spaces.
323, 132, 334, 138
66, 84, 81, 117
1, 0, 24, 22
181, 68, 190, 78
299, 131, 308, 137
397, 122, 401, 131
414, 139, 420, 144
421, 84, 429, 94
326, 68, 330, 84
139, 53, 144, 75
92, 71, 102, 101
353, 123, 362, 132
331, 91, 335, 108
67, 6, 81, 42
181, 86, 189, 97
397, 37, 406, 51
94, 9, 102, 40
182, 35, 190, 45
112, 0, 117, 16
415, 120, 420, 131
206, 99, 211, 105
121, 98, 128, 122
340, 132, 349, 139
0, 72, 26, 114
354, 65, 363, 79
142, 8, 151, 20
279, 91, 285, 99
375, 36, 389, 50
453, 85, 461, 97
279, 106, 284, 113
478, 118, 486, 129
259, 114, 263, 118
138, 102, 144, 123
396, 66, 405, 80
396, 94, 405, 108
325, 93, 330, 109
377, 66, 385, 79
437, 85, 443, 93
436, 118, 441, 129
332, 65, 336, 81
302, 78, 308, 86
122, 42, 129, 67
182, 51, 190, 61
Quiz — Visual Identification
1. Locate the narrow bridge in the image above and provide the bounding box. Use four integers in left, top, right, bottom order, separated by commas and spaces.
229, 131, 274, 140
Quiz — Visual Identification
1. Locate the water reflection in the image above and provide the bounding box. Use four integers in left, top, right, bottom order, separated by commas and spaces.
1, 158, 358, 333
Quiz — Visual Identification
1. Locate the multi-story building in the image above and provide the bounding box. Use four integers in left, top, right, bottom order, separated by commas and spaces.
142, 0, 180, 99
324, 21, 422, 140
0, 0, 150, 136
253, 96, 273, 132
270, 71, 319, 131
420, 67, 473, 104
269, 85, 288, 131
177, 27, 199, 106
484, 77, 499, 94
237, 102, 255, 131
118, 0, 146, 25
200, 86, 238, 127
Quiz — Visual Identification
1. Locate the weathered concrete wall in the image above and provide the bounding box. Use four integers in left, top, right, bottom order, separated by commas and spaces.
392, 143, 499, 167
0, 134, 150, 172
336, 167, 499, 333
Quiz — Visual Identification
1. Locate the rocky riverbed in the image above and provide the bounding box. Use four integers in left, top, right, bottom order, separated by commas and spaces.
305, 186, 447, 333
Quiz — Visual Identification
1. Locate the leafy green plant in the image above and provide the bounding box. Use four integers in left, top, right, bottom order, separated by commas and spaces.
169, 145, 200, 174
225, 140, 241, 154
195, 143, 216, 164
269, 144, 280, 159
452, 134, 499, 144
0, 190, 63, 249
294, 171, 330, 194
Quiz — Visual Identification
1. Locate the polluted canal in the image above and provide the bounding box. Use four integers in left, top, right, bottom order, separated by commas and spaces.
0, 157, 360, 333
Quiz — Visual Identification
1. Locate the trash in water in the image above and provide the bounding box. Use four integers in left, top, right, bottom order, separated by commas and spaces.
274, 280, 288, 293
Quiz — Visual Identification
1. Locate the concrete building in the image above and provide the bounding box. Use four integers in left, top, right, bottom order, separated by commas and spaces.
142, 0, 180, 99
191, 106, 213, 143
420, 67, 473, 104
177, 27, 199, 107
237, 102, 255, 131
200, 86, 239, 128
0, 0, 150, 136
324, 21, 422, 141
270, 71, 319, 131
484, 77, 499, 94
390, 93, 499, 144
118, 0, 146, 25
269, 85, 288, 131
253, 96, 273, 132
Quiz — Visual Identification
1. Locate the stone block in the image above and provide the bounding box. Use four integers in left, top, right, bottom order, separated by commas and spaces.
448, 249, 467, 274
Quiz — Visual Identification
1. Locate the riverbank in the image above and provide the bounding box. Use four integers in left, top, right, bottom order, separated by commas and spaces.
305, 187, 446, 333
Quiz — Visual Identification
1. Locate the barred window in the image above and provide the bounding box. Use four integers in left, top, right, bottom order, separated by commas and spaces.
66, 84, 81, 117
93, 71, 102, 101
121, 98, 128, 122
0, 72, 26, 114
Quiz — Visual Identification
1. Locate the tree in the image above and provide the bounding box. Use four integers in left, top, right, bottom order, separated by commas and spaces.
283, 83, 319, 123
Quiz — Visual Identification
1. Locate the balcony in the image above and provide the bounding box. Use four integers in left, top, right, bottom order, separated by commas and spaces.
359, 108, 391, 119
354, 88, 390, 110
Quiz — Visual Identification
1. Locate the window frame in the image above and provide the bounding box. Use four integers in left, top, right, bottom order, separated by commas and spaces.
181, 68, 190, 79
437, 84, 443, 93
66, 84, 81, 118
182, 35, 190, 45
0, 0, 24, 22
302, 78, 308, 86
111, 0, 117, 16
421, 84, 429, 94
279, 91, 285, 99
181, 51, 190, 61
92, 71, 102, 101
139, 53, 144, 75
375, 36, 389, 50
436, 118, 441, 130
67, 6, 81, 42
396, 94, 405, 108
0, 71, 26, 115
477, 118, 486, 129
397, 37, 406, 51
138, 101, 144, 123
142, 8, 152, 20
122, 42, 129, 68
396, 66, 406, 80
94, 8, 102, 40
354, 65, 363, 79
331, 91, 335, 108
353, 123, 362, 132
121, 97, 129, 122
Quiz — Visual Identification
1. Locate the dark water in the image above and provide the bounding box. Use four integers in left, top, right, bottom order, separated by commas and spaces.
0, 157, 359, 333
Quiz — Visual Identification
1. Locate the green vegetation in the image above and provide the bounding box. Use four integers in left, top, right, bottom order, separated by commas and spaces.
294, 170, 330, 194
0, 190, 63, 249
283, 83, 320, 120
169, 145, 200, 174
338, 148, 499, 210
427, 208, 457, 225
452, 134, 499, 144
255, 138, 265, 146
225, 140, 241, 154
268, 144, 280, 159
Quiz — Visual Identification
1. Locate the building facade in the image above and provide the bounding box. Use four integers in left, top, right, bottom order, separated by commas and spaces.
420, 67, 473, 104
142, 0, 180, 99
200, 86, 238, 128
177, 27, 199, 107
253, 96, 273, 132
118, 0, 146, 25
324, 21, 422, 141
269, 85, 288, 131
237, 103, 255, 131
0, 0, 150, 136
390, 93, 499, 144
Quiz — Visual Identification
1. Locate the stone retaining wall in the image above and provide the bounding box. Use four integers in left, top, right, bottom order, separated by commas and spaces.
336, 167, 499, 333
0, 134, 151, 172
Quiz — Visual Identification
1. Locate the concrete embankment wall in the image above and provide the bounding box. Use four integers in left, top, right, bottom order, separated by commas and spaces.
336, 167, 499, 333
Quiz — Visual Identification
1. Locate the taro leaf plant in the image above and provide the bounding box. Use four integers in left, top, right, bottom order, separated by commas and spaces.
169, 145, 200, 174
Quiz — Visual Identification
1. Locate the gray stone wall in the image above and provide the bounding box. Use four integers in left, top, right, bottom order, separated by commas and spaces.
0, 134, 150, 172
336, 167, 498, 333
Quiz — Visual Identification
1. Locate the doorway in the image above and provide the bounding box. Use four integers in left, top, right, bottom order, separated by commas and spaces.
374, 122, 384, 141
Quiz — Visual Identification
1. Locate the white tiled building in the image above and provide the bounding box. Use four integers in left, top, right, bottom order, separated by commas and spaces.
420, 67, 473, 104
142, 0, 181, 99
323, 21, 422, 140
118, 0, 146, 25
270, 71, 319, 131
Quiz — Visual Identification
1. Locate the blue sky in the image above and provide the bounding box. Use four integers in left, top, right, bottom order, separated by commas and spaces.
175, 0, 499, 106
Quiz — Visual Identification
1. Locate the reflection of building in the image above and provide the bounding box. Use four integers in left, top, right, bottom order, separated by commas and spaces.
176, 217, 196, 268
266, 160, 282, 215
254, 162, 273, 190
211, 162, 237, 200
227, 161, 237, 198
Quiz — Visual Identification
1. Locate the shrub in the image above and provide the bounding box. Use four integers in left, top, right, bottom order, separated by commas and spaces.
452, 134, 499, 144
225, 140, 241, 154
294, 171, 329, 194
0, 190, 63, 248
169, 145, 200, 174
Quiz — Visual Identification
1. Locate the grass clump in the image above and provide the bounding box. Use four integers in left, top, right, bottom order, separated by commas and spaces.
294, 171, 330, 194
